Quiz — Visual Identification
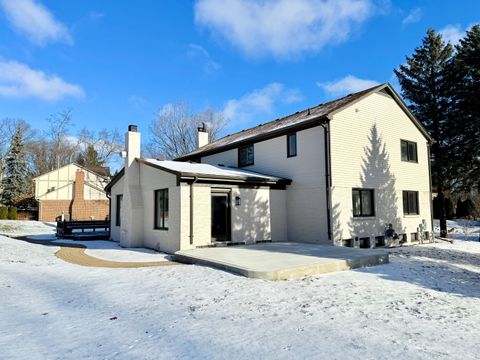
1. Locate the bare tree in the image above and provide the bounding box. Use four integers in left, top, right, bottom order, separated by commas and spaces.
147, 102, 227, 159
77, 128, 122, 166
45, 109, 79, 170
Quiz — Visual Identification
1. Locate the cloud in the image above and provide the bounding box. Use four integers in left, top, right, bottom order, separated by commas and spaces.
439, 24, 475, 45
0, 59, 84, 101
402, 7, 422, 26
194, 0, 374, 59
0, 0, 72, 45
317, 75, 379, 97
129, 95, 150, 110
187, 43, 221, 73
223, 83, 302, 126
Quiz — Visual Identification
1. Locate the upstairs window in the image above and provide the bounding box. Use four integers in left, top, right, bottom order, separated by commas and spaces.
238, 144, 254, 167
403, 191, 419, 215
401, 140, 418, 162
154, 189, 169, 229
352, 189, 375, 217
287, 132, 297, 157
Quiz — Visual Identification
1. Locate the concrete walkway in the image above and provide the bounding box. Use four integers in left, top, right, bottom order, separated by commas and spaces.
16, 236, 180, 268
175, 242, 389, 280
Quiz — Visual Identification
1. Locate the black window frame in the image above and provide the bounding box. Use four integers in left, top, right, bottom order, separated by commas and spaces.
401, 139, 418, 163
238, 144, 254, 167
352, 188, 375, 217
287, 132, 297, 158
115, 194, 123, 226
154, 188, 169, 230
403, 190, 419, 215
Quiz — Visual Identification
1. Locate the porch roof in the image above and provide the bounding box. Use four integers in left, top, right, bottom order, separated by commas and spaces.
139, 159, 292, 186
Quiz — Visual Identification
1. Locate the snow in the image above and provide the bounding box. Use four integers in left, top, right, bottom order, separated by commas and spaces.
434, 219, 480, 241
144, 159, 285, 181
1, 221, 480, 359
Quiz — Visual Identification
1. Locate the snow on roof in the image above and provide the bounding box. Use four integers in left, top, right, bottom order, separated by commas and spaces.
177, 84, 386, 160
142, 159, 288, 182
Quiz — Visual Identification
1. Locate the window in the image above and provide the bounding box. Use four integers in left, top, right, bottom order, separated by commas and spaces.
154, 189, 169, 229
287, 132, 297, 157
403, 191, 419, 215
238, 144, 254, 167
352, 189, 375, 217
401, 140, 418, 162
115, 194, 122, 226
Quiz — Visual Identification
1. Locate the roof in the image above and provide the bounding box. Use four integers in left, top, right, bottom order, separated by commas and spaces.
176, 83, 433, 161
105, 159, 291, 191
33, 163, 110, 181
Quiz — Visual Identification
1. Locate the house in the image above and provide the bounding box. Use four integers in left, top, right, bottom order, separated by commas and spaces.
106, 83, 434, 253
34, 163, 110, 221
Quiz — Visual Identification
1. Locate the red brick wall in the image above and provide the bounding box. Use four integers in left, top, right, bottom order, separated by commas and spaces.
38, 200, 109, 221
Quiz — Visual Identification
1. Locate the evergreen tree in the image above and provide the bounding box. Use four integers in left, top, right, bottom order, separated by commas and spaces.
394, 29, 454, 237
1, 126, 29, 206
76, 145, 101, 167
450, 25, 480, 191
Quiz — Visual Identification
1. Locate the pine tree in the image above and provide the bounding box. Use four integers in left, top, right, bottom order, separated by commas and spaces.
1, 126, 29, 206
450, 25, 480, 191
76, 145, 101, 167
394, 29, 454, 237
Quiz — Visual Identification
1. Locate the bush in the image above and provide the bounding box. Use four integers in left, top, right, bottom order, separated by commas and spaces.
7, 207, 17, 220
0, 207, 8, 219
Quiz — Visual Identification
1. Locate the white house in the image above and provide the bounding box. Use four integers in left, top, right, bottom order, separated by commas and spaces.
106, 83, 434, 253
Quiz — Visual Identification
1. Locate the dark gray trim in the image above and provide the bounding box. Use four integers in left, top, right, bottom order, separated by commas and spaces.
287, 132, 297, 158
238, 143, 254, 167
105, 168, 125, 192
321, 122, 332, 240
154, 188, 169, 230
400, 139, 418, 163
352, 188, 376, 217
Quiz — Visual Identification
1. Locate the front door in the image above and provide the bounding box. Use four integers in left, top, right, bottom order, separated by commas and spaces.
211, 192, 231, 242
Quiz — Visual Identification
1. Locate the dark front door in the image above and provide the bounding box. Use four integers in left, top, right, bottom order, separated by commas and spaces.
211, 192, 230, 242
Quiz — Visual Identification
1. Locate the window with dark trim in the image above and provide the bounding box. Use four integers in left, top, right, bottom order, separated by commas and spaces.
238, 144, 254, 167
403, 190, 419, 215
154, 189, 169, 229
287, 132, 297, 157
401, 140, 418, 162
352, 188, 375, 217
115, 194, 122, 226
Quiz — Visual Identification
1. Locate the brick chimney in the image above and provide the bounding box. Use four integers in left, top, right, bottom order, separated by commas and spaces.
71, 169, 87, 220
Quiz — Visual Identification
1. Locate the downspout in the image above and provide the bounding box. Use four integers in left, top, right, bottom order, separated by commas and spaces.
320, 119, 332, 242
106, 192, 111, 239
190, 177, 198, 245
427, 142, 434, 241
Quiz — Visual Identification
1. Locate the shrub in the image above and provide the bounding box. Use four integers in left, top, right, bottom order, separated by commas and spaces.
0, 207, 8, 219
7, 207, 17, 220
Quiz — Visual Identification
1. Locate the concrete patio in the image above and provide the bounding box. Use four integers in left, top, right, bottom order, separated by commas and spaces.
174, 242, 389, 280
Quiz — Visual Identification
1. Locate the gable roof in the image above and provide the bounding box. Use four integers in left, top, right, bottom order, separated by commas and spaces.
33, 162, 110, 181
176, 83, 433, 161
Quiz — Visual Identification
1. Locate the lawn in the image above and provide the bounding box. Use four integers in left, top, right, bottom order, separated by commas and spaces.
0, 221, 479, 359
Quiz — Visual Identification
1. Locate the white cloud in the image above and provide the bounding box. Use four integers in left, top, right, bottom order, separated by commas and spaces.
439, 24, 473, 45
223, 83, 302, 126
317, 75, 379, 97
402, 8, 422, 26
187, 43, 221, 73
194, 0, 373, 59
0, 59, 84, 101
0, 0, 72, 45
129, 95, 150, 110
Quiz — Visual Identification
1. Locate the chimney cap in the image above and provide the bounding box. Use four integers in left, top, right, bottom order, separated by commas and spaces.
128, 124, 138, 132
197, 122, 207, 133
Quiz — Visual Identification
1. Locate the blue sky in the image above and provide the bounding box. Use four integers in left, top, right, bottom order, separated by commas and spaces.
0, 0, 478, 140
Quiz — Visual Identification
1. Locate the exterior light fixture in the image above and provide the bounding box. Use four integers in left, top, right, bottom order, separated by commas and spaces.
235, 196, 241, 206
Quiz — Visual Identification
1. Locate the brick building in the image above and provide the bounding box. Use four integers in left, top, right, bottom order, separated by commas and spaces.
34, 163, 110, 221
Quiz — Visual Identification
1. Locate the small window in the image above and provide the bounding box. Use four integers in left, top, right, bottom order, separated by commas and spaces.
287, 133, 297, 157
359, 237, 370, 248
375, 236, 385, 247
411, 232, 418, 242
115, 194, 122, 226
352, 189, 375, 217
401, 140, 418, 162
342, 239, 353, 247
403, 191, 419, 215
238, 144, 254, 167
154, 189, 169, 229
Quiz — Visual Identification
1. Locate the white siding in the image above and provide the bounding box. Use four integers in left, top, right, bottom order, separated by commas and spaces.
201, 126, 329, 244
109, 176, 124, 242
330, 91, 432, 245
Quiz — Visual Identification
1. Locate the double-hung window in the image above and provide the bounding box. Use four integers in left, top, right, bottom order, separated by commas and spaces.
403, 191, 419, 215
154, 189, 169, 229
287, 132, 297, 157
238, 144, 254, 167
401, 140, 418, 162
352, 189, 375, 217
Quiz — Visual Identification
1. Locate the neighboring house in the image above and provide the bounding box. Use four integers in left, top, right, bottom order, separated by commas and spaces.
106, 83, 434, 253
34, 163, 110, 221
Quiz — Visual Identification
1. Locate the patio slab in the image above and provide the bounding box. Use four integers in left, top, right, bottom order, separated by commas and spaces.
174, 242, 389, 280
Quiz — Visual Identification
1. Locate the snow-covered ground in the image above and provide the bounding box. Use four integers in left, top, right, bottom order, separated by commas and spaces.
1, 221, 480, 359
434, 218, 480, 241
